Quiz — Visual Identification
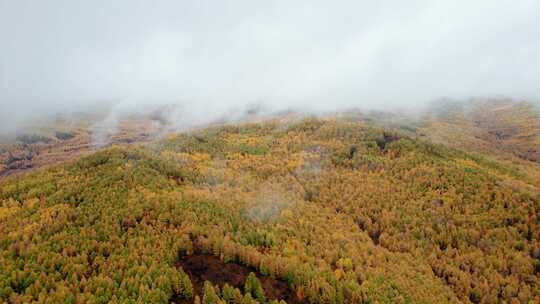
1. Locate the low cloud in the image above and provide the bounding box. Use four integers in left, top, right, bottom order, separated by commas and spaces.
246, 183, 296, 223
1, 0, 540, 133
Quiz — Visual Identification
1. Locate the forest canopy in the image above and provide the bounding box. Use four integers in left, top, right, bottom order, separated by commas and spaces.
0, 116, 539, 303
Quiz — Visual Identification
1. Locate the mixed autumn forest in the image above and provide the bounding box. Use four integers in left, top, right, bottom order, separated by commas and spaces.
0, 99, 539, 303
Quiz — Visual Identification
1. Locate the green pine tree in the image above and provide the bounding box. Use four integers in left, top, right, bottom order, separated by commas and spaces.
244, 273, 265, 303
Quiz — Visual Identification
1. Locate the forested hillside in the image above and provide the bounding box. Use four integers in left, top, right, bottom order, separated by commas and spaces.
1, 116, 539, 303
0, 113, 163, 180
416, 99, 540, 184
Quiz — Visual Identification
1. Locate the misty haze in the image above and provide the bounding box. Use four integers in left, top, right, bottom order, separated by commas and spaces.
1, 1, 539, 304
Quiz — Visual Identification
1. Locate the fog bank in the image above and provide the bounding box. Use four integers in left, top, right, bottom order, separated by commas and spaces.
1, 0, 540, 132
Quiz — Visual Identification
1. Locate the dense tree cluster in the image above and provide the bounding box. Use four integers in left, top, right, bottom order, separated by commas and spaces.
1, 117, 538, 303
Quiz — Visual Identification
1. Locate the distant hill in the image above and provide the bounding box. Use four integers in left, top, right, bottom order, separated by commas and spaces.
0, 113, 161, 179
414, 99, 540, 191
419, 99, 540, 163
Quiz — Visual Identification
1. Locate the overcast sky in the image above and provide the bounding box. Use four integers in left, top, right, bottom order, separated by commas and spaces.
1, 0, 540, 131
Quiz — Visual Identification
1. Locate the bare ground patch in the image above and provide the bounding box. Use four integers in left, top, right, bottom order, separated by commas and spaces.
171, 252, 301, 304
